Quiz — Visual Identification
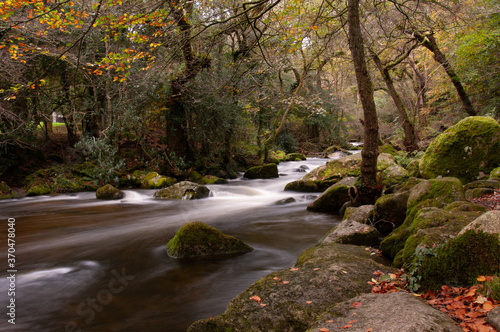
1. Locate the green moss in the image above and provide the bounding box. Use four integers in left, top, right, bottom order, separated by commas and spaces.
380, 227, 411, 261
419, 230, 500, 290
379, 144, 398, 156
27, 185, 51, 196
96, 184, 123, 200
199, 175, 228, 185
244, 163, 278, 179
490, 167, 500, 180
419, 116, 500, 183
285, 153, 306, 161
166, 221, 253, 258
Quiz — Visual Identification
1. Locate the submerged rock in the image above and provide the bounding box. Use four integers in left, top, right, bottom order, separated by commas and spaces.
419, 116, 500, 183
154, 181, 210, 200
166, 221, 253, 258
96, 184, 123, 200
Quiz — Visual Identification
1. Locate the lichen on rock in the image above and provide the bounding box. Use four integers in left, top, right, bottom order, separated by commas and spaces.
154, 181, 210, 200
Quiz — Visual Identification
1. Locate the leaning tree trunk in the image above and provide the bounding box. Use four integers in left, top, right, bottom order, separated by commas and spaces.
347, 0, 381, 206
413, 31, 476, 116
372, 54, 419, 152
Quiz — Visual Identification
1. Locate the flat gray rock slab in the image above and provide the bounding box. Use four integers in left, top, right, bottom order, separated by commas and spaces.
307, 292, 462, 332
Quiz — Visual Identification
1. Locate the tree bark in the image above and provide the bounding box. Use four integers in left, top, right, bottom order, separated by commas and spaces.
165, 2, 211, 160
372, 53, 419, 151
347, 0, 381, 206
412, 31, 476, 116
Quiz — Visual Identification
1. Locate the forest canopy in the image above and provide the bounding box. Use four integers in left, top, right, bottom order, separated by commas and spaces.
0, 0, 499, 186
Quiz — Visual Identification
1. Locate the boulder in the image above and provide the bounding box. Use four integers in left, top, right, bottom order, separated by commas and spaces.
306, 292, 462, 332
95, 184, 123, 200
268, 150, 287, 164
487, 306, 500, 331
465, 187, 495, 199
26, 185, 51, 196
373, 191, 409, 235
490, 167, 500, 180
188, 244, 392, 332
166, 221, 253, 258
141, 172, 176, 189
286, 153, 407, 193
419, 230, 500, 290
323, 145, 352, 158
419, 116, 500, 183
321, 219, 380, 246
464, 179, 500, 190
406, 158, 421, 178
406, 177, 465, 219
244, 163, 279, 179
342, 205, 374, 224
198, 175, 228, 185
458, 210, 500, 239
285, 153, 306, 161
307, 177, 357, 214
275, 197, 296, 205
154, 181, 210, 200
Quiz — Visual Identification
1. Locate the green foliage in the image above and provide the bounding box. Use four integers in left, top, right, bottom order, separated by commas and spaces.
405, 245, 440, 292
75, 136, 126, 185
394, 150, 425, 169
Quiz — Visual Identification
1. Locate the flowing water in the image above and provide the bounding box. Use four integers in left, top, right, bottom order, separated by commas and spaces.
0, 158, 341, 332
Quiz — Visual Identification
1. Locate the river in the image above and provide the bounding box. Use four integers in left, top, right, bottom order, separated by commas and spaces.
0, 158, 341, 332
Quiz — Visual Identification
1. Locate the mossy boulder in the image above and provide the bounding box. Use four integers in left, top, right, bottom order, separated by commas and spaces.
323, 145, 352, 158
458, 211, 500, 239
284, 179, 336, 192
287, 153, 407, 194
465, 187, 495, 199
268, 150, 287, 164
322, 220, 380, 247
342, 205, 374, 224
285, 153, 306, 161
0, 181, 16, 199
26, 185, 51, 196
464, 179, 500, 190
96, 184, 123, 200
307, 177, 357, 214
379, 143, 398, 156
490, 167, 500, 180
198, 175, 228, 185
406, 158, 421, 178
140, 172, 177, 189
188, 243, 392, 332
419, 116, 500, 183
406, 177, 465, 219
243, 163, 279, 179
166, 221, 253, 258
373, 191, 409, 235
154, 181, 210, 200
419, 230, 500, 290
25, 166, 98, 193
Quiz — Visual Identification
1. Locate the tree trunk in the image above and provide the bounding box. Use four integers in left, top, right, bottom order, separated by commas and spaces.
347, 0, 381, 206
372, 53, 419, 151
413, 31, 476, 116
408, 57, 429, 126
165, 2, 210, 160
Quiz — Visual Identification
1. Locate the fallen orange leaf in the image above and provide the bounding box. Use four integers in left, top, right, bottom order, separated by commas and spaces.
290, 267, 299, 271
366, 329, 373, 332
351, 302, 363, 308
249, 295, 261, 303
319, 329, 330, 332
325, 320, 334, 323
482, 301, 494, 311
477, 275, 486, 282
306, 301, 312, 304
339, 324, 352, 329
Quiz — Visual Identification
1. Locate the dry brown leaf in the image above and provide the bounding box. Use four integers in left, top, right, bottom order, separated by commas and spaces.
319, 328, 330, 332
351, 302, 363, 308
249, 295, 261, 303
477, 275, 486, 282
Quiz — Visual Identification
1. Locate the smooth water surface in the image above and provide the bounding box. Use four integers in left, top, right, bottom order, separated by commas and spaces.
0, 159, 341, 331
